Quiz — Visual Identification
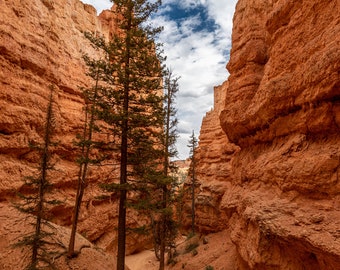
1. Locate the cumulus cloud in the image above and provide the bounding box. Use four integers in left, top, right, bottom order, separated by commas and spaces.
81, 0, 238, 159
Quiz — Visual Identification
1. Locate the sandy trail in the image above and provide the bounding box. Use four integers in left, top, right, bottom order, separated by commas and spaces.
125, 250, 159, 270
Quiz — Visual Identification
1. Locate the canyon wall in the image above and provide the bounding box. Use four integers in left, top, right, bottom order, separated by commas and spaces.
194, 0, 340, 269
189, 81, 239, 233
0, 0, 148, 257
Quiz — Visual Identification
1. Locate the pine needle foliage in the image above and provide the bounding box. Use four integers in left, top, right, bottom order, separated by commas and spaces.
73, 2, 180, 269
14, 85, 61, 270
157, 69, 180, 270
91, 1, 165, 269
67, 33, 112, 258
188, 130, 198, 235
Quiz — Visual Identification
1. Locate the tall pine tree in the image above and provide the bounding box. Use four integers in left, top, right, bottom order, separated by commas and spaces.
158, 69, 179, 270
99, 1, 165, 269
68, 32, 113, 257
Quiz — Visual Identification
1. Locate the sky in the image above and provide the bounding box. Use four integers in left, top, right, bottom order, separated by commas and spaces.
81, 0, 238, 160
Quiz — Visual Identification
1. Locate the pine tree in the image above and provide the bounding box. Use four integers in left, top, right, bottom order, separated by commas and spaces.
15, 85, 61, 270
158, 69, 179, 270
188, 130, 198, 235
99, 1, 165, 269
67, 32, 112, 258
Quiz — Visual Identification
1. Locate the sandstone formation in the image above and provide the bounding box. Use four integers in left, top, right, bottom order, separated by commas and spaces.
192, 0, 340, 269
183, 81, 239, 233
0, 0, 150, 261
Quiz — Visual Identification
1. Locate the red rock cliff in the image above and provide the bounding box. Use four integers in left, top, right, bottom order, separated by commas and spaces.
0, 0, 145, 255
194, 0, 340, 269
187, 81, 239, 233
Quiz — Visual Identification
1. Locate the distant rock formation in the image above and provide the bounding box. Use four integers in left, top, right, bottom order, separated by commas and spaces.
193, 0, 340, 269
183, 81, 239, 233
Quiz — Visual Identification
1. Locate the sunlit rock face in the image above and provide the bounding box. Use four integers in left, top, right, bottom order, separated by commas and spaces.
194, 0, 340, 269
0, 0, 150, 255
0, 0, 108, 192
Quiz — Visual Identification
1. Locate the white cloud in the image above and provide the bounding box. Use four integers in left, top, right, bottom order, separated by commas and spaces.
81, 0, 112, 14
206, 1, 236, 33
162, 0, 207, 10
81, 0, 238, 159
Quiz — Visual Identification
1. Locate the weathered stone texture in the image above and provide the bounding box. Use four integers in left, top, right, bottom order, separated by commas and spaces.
190, 81, 239, 233
194, 0, 340, 269
0, 0, 126, 253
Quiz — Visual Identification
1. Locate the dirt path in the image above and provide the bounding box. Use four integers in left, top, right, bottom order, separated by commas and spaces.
125, 250, 159, 270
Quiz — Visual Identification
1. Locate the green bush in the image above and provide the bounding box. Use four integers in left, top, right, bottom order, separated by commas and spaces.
186, 231, 195, 239
185, 242, 199, 253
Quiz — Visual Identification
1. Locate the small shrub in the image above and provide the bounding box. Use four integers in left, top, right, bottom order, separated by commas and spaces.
205, 266, 214, 270
94, 195, 110, 201
167, 257, 177, 266
186, 231, 195, 239
185, 242, 199, 253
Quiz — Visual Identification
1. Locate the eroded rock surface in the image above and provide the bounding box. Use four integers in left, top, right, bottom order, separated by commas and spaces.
185, 81, 239, 233
0, 0, 148, 257
194, 0, 340, 269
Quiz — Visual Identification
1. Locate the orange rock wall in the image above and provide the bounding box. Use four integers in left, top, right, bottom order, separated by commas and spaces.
189, 81, 239, 233
195, 0, 340, 269
0, 0, 128, 253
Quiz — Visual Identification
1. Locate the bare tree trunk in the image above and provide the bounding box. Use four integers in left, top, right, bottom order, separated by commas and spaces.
189, 131, 197, 235
117, 94, 128, 269
159, 185, 167, 270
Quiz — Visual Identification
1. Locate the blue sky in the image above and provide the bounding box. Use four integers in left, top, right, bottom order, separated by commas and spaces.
81, 0, 238, 159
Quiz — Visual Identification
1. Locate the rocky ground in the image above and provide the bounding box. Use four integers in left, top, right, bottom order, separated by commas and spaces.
0, 203, 117, 270
126, 231, 242, 270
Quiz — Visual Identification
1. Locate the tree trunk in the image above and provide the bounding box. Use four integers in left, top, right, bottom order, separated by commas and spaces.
68, 70, 99, 257
117, 3, 132, 268
117, 91, 128, 270
159, 185, 167, 270
32, 87, 54, 267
